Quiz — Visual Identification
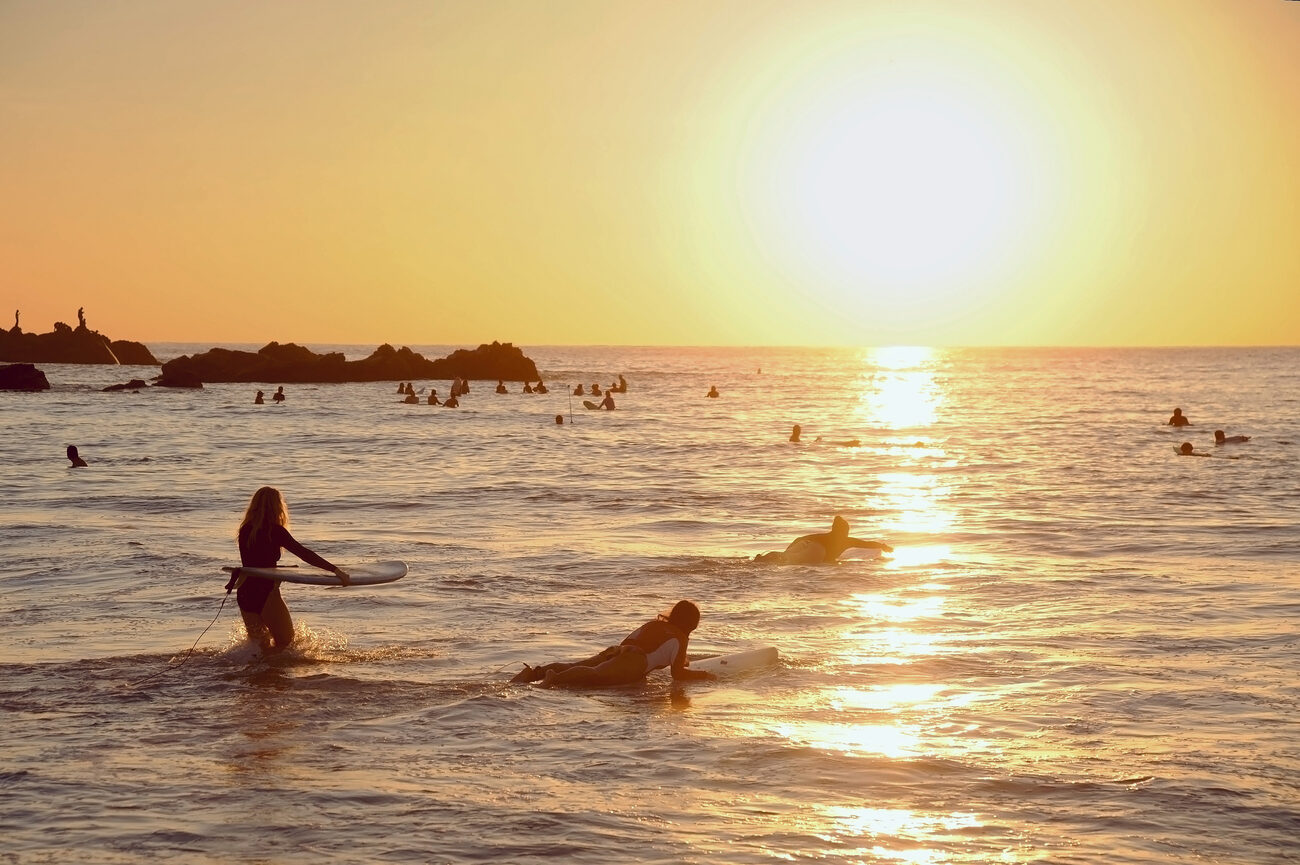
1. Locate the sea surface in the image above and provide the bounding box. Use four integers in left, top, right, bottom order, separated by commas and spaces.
1, 344, 1297, 864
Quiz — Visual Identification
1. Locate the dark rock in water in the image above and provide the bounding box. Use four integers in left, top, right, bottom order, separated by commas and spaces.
103, 378, 149, 392
432, 341, 539, 382
155, 369, 203, 388
109, 340, 158, 365
158, 340, 540, 384
0, 322, 159, 365
0, 363, 51, 391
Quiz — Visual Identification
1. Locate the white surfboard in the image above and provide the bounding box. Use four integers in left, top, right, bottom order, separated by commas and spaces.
689, 646, 779, 676
222, 560, 407, 587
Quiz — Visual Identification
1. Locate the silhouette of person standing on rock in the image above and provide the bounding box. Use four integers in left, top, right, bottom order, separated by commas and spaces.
77, 307, 86, 329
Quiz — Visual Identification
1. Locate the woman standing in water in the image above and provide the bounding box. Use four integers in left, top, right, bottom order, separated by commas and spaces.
232, 486, 349, 651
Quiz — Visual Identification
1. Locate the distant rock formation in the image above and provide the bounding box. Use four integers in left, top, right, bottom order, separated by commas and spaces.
0, 319, 159, 365
158, 340, 539, 384
103, 378, 149, 392
0, 363, 51, 391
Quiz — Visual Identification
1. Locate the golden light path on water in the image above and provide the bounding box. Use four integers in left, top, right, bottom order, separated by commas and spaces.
768, 346, 1003, 861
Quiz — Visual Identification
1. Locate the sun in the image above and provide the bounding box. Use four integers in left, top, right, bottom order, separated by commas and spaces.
737, 30, 1056, 332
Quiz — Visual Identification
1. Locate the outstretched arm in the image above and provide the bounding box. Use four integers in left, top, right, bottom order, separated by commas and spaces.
670, 637, 717, 681
847, 537, 894, 553
276, 526, 351, 585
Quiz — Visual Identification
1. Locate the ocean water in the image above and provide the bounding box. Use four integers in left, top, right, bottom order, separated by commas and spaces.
1, 344, 1297, 864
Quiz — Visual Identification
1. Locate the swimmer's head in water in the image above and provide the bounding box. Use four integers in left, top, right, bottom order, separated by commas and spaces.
66, 445, 78, 459
831, 515, 850, 535
665, 600, 701, 633
555, 414, 564, 424
1214, 430, 1225, 442
1180, 442, 1194, 455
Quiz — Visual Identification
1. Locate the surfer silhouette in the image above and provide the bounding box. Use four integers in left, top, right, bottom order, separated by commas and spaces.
510, 600, 716, 686
599, 392, 616, 410
1214, 430, 1251, 445
755, 516, 893, 564
230, 486, 350, 652
66, 445, 88, 467
272, 386, 285, 403
254, 390, 264, 404
1168, 408, 1191, 427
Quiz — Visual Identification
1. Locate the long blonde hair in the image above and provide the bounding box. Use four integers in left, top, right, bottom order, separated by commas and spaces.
239, 486, 289, 543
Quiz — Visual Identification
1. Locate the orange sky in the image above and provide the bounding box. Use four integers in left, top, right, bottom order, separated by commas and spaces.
2, 1, 1298, 346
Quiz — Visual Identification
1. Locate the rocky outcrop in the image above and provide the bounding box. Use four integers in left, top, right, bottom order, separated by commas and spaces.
433, 341, 539, 382
0, 322, 159, 365
110, 340, 158, 365
103, 378, 149, 392
158, 340, 539, 384
154, 369, 203, 388
0, 363, 51, 391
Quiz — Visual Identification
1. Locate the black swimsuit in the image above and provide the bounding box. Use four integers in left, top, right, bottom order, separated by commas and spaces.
236, 524, 335, 614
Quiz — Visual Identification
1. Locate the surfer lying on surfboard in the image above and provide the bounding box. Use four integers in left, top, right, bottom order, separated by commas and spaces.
755, 515, 893, 564
229, 486, 350, 652
510, 600, 717, 686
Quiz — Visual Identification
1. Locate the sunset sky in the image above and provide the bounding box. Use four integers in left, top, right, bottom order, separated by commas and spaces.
3, 1, 1298, 346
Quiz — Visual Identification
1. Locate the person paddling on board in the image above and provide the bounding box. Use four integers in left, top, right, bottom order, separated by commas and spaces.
510, 600, 716, 686
1214, 429, 1251, 445
755, 515, 893, 564
228, 486, 350, 652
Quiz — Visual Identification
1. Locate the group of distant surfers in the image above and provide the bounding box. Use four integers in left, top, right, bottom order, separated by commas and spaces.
396, 378, 470, 406
252, 387, 285, 405
1168, 407, 1252, 456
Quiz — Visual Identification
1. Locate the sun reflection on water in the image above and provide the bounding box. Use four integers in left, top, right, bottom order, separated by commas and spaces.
819, 806, 988, 865
858, 346, 944, 431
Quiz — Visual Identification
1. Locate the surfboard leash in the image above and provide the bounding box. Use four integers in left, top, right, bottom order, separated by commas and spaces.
124, 582, 234, 689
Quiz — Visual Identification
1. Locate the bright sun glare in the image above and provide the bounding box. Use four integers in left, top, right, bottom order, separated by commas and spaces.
742, 28, 1054, 329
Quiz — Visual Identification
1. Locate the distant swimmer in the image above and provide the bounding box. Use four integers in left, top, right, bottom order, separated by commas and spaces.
815, 436, 861, 448
496, 379, 508, 394
1177, 442, 1210, 457
523, 382, 534, 393
272, 386, 285, 403
535, 380, 549, 394
509, 600, 716, 686
427, 389, 440, 405
555, 414, 564, 424
599, 392, 616, 410
443, 393, 459, 408
707, 386, 719, 398
790, 424, 802, 442
403, 392, 419, 404
397, 382, 407, 394
254, 390, 265, 404
574, 384, 584, 396
591, 383, 602, 396
617, 374, 628, 393
755, 516, 893, 564
1214, 430, 1251, 445
1168, 408, 1191, 427
228, 487, 349, 652
66, 445, 88, 468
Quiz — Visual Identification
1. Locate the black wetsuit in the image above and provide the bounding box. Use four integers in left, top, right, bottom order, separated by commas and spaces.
235, 524, 335, 614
